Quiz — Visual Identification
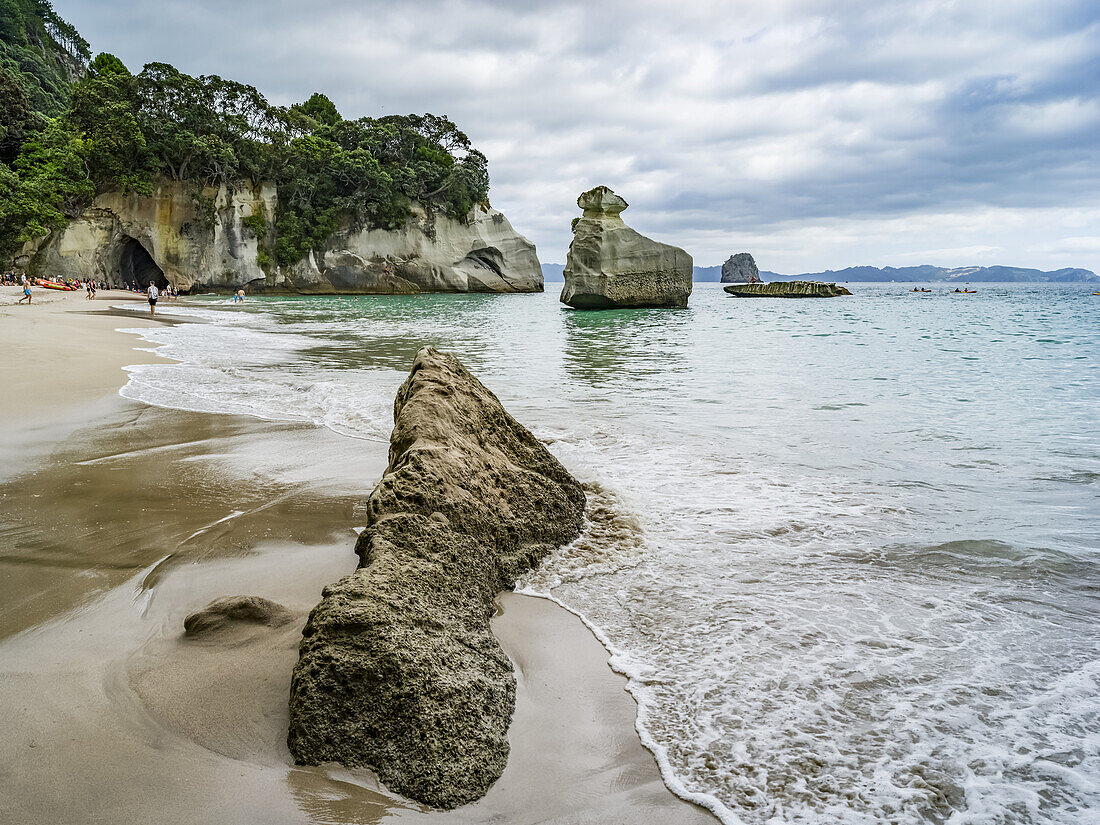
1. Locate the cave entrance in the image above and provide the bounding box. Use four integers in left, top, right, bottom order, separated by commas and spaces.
117, 237, 167, 290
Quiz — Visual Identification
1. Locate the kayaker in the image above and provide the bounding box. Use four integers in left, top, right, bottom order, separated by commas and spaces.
147, 282, 159, 315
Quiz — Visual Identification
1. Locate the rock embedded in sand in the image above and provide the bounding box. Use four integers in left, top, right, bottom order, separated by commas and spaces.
560, 186, 693, 309
723, 280, 852, 298
720, 252, 760, 284
287, 346, 586, 809
183, 595, 293, 636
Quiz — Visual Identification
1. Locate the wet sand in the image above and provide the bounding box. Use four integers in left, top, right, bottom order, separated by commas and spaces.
0, 289, 715, 824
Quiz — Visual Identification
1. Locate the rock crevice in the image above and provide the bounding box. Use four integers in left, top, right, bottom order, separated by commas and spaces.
287, 347, 586, 809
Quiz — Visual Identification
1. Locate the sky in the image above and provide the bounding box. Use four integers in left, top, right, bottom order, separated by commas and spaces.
57, 0, 1100, 272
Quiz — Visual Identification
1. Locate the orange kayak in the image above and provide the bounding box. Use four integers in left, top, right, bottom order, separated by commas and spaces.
38, 280, 74, 291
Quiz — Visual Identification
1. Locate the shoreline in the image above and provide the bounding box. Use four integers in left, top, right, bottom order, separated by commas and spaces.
0, 288, 716, 823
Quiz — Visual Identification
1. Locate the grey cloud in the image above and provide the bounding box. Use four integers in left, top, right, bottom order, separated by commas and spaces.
55, 0, 1100, 271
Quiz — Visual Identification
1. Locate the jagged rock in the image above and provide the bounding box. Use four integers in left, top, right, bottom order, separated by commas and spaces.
723, 281, 852, 298
287, 347, 586, 809
26, 180, 543, 294
720, 252, 759, 283
560, 186, 692, 309
183, 596, 293, 636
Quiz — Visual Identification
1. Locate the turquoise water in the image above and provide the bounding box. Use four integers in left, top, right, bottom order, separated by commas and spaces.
120, 283, 1100, 824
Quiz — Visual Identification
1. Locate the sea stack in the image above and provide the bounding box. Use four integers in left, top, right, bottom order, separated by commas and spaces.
560, 186, 692, 309
287, 347, 586, 809
720, 252, 760, 283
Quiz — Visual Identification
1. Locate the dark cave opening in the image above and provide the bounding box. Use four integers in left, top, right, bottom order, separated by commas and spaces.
117, 237, 167, 289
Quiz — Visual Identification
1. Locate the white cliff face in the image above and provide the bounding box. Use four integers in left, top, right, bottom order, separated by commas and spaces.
560, 186, 692, 309
29, 180, 276, 291
289, 203, 543, 293
27, 182, 543, 294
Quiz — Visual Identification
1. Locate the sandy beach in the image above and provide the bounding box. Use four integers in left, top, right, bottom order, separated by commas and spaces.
0, 287, 715, 824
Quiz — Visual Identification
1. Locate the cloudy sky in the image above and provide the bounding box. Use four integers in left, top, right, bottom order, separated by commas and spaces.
59, 0, 1100, 272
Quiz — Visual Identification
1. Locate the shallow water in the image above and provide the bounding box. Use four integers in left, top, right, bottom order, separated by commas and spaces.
118, 283, 1100, 824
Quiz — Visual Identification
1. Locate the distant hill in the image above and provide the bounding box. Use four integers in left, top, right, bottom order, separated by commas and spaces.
548, 262, 1098, 283
689, 264, 1098, 283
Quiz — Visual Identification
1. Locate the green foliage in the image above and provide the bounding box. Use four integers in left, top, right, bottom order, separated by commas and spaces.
0, 118, 95, 253
0, 7, 492, 266
241, 203, 267, 238
292, 92, 340, 128
0, 0, 89, 118
65, 56, 152, 195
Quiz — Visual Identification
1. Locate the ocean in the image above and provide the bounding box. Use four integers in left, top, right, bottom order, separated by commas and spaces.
118, 282, 1100, 824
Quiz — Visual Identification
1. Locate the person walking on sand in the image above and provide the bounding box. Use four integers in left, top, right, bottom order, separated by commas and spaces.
18, 279, 32, 303
147, 281, 159, 315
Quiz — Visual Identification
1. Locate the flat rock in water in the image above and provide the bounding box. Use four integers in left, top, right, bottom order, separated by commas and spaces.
560, 186, 692, 309
287, 347, 586, 809
723, 280, 852, 298
183, 595, 293, 636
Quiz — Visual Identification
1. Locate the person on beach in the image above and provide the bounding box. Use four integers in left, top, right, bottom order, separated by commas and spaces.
147, 282, 159, 314
233, 289, 245, 303
18, 280, 32, 303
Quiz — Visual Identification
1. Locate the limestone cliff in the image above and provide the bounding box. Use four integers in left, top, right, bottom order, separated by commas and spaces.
24, 180, 543, 294
288, 348, 585, 809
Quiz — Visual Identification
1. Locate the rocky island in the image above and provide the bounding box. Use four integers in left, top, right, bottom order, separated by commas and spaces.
560, 186, 692, 309
288, 347, 586, 808
720, 252, 760, 283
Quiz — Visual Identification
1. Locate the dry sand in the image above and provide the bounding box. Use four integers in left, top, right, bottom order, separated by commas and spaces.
0, 288, 716, 824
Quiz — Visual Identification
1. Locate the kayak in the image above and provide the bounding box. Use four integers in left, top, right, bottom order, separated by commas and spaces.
39, 281, 74, 291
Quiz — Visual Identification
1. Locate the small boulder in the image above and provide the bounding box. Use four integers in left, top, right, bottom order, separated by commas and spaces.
560, 186, 692, 309
720, 252, 760, 283
183, 595, 293, 636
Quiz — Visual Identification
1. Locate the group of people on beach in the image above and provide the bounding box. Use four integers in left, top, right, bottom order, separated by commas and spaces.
9, 270, 111, 304
6, 267, 186, 311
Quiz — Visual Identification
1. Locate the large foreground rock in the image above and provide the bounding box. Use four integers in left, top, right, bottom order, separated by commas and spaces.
24, 180, 543, 294
724, 280, 852, 298
560, 186, 692, 309
287, 347, 586, 808
720, 252, 760, 283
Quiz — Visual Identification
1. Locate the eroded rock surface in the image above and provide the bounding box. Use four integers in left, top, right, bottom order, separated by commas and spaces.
720, 252, 760, 283
560, 186, 692, 309
287, 347, 586, 809
723, 280, 852, 298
